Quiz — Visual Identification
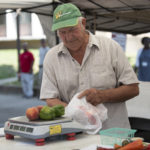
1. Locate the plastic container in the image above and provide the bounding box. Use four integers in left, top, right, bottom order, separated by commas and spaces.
99, 128, 137, 146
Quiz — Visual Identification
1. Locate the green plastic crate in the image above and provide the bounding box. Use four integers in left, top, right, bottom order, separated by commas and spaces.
100, 128, 137, 146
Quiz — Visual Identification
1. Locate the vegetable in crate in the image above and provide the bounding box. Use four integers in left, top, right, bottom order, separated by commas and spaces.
52, 105, 65, 117
115, 139, 144, 150
39, 106, 55, 120
122, 139, 130, 146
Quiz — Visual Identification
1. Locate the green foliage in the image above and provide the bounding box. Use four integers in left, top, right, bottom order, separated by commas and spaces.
127, 56, 136, 68
0, 65, 16, 79
33, 72, 39, 87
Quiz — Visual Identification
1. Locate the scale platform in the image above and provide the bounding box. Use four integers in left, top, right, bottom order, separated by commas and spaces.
4, 116, 84, 145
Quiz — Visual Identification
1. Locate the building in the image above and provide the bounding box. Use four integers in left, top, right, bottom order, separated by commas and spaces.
0, 10, 45, 49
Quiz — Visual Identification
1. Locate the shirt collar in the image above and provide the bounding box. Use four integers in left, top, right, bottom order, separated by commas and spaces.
88, 31, 100, 50
58, 43, 69, 55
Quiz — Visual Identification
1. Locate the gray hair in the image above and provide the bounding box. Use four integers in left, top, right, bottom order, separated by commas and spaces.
78, 17, 84, 29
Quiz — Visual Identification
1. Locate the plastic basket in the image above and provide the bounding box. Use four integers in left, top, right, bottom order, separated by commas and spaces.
99, 128, 136, 146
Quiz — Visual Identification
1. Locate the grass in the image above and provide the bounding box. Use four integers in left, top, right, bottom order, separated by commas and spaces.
0, 49, 39, 79
0, 65, 16, 79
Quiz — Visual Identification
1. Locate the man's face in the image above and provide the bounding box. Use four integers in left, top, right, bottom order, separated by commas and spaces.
22, 44, 28, 51
143, 38, 150, 47
41, 42, 46, 47
58, 20, 86, 52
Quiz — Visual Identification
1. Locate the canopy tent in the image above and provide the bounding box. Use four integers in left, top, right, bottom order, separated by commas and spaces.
0, 0, 150, 36
65, 0, 150, 35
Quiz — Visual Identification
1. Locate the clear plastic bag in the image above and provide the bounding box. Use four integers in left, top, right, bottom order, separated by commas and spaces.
65, 93, 108, 134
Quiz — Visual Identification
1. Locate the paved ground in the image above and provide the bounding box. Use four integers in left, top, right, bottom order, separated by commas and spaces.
0, 93, 46, 127
0, 77, 44, 127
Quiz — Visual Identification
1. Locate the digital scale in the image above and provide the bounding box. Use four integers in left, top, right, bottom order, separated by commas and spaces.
4, 116, 85, 146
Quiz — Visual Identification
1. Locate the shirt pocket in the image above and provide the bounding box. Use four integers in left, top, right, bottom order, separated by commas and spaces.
89, 65, 116, 89
90, 65, 107, 89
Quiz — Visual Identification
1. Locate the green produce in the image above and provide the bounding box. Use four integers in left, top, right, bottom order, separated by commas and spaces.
52, 105, 65, 117
122, 139, 130, 146
39, 106, 55, 120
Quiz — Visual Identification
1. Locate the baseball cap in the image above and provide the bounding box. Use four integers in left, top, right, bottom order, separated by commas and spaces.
52, 3, 82, 31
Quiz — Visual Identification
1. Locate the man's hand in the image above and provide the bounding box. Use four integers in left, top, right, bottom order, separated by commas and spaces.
78, 88, 106, 106
78, 84, 139, 105
46, 98, 67, 107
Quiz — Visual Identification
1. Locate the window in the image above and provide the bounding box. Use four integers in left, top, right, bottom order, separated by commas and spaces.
20, 12, 31, 36
0, 15, 6, 37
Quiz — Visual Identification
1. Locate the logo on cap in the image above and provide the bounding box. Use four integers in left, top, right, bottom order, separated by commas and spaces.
55, 11, 62, 19
55, 11, 71, 20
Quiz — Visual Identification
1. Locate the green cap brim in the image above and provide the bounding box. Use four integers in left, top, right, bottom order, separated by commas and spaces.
52, 17, 78, 31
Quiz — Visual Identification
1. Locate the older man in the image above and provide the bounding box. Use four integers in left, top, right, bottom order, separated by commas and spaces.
40, 3, 139, 129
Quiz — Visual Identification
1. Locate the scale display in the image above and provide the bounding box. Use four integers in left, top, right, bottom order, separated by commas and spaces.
9, 124, 33, 133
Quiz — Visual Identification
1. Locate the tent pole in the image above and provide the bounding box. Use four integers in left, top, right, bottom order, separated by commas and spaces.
16, 13, 21, 78
92, 13, 97, 34
53, 1, 59, 44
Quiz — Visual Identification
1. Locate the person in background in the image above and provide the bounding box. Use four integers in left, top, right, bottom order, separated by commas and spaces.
19, 42, 34, 98
39, 39, 50, 85
135, 37, 150, 81
40, 3, 139, 130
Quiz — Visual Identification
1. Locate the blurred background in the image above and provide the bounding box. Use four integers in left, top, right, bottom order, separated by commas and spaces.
0, 11, 149, 82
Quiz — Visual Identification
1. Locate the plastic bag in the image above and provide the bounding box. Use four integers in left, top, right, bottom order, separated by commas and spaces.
65, 93, 108, 134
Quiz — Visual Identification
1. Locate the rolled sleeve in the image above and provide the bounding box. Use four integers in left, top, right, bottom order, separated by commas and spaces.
112, 41, 139, 86
40, 53, 60, 100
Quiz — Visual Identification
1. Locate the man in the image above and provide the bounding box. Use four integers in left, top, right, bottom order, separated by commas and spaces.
40, 3, 139, 129
135, 37, 150, 81
39, 39, 50, 85
19, 42, 34, 98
